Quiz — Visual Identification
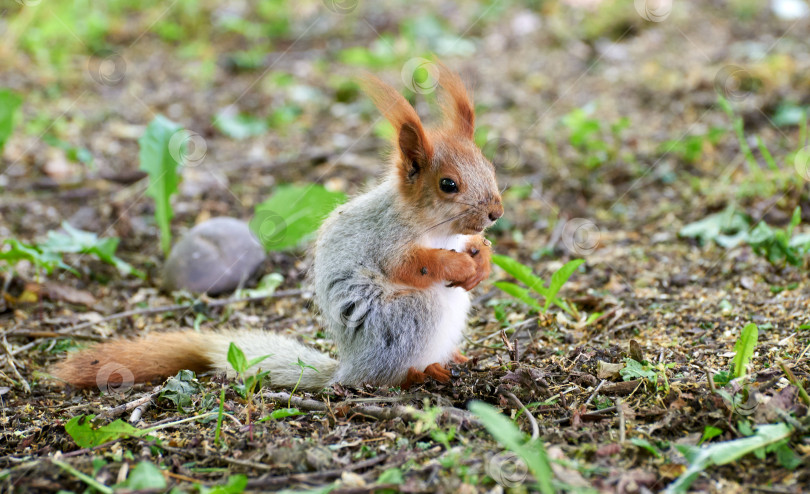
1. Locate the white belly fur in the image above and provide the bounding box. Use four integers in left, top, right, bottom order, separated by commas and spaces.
413, 234, 472, 369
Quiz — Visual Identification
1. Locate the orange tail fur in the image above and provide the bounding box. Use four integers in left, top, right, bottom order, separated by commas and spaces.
51, 331, 213, 390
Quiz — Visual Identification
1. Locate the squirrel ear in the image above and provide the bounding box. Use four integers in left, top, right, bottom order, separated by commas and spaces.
398, 121, 429, 181
360, 74, 433, 181
436, 62, 475, 140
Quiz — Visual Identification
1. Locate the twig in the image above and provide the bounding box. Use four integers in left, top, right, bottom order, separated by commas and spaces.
262, 392, 480, 426
504, 391, 539, 440
701, 365, 717, 393
1, 335, 30, 393
95, 388, 161, 421
777, 360, 810, 407
129, 400, 151, 424
246, 452, 390, 488
616, 398, 626, 443
586, 379, 606, 405
10, 289, 303, 336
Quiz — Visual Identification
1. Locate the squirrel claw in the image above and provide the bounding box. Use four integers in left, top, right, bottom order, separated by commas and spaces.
402, 367, 428, 389
451, 349, 470, 364
424, 363, 451, 382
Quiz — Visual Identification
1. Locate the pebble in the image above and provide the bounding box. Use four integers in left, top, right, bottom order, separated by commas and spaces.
163, 217, 266, 295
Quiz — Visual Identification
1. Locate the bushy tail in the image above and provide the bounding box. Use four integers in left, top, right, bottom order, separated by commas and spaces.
51, 330, 338, 391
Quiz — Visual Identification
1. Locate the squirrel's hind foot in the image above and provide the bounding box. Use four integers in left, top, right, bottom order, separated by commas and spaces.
401, 362, 452, 389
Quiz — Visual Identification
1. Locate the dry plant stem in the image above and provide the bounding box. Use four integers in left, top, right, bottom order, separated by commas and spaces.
1, 335, 30, 393
246, 453, 390, 488
263, 392, 481, 426
616, 398, 626, 443
504, 391, 539, 440
586, 379, 606, 405
97, 387, 161, 421
777, 360, 810, 407
10, 290, 303, 336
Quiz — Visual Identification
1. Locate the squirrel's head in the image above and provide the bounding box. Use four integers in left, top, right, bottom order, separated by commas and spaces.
362, 63, 503, 236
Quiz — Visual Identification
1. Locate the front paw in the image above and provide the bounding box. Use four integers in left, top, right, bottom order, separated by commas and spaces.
444, 251, 478, 290
461, 237, 492, 290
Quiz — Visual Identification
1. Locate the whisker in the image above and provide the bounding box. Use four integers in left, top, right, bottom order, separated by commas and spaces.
414, 207, 474, 239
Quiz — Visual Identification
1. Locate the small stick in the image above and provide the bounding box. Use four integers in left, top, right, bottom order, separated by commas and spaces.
129, 401, 151, 424
703, 366, 717, 393
0, 335, 30, 393
262, 392, 480, 426
586, 379, 606, 405
504, 391, 539, 440
97, 388, 161, 421
616, 398, 625, 443
11, 290, 303, 336
777, 360, 810, 407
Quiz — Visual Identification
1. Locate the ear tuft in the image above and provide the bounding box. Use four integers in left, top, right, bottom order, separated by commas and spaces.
360, 75, 432, 181
436, 62, 475, 139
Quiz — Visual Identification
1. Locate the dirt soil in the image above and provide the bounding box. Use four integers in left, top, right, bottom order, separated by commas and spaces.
1, 1, 809, 492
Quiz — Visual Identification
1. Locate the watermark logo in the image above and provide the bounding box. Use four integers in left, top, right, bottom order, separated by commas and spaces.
634, 0, 672, 22
562, 218, 601, 256
714, 65, 755, 102
249, 209, 288, 249
169, 130, 207, 167
482, 138, 523, 172
487, 451, 528, 487
88, 50, 127, 87
401, 58, 440, 95
322, 0, 358, 14
96, 362, 135, 397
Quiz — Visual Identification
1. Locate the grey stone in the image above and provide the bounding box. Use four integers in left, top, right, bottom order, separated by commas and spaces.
163, 217, 266, 295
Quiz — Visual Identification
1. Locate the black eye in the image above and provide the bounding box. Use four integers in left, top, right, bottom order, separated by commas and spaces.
439, 178, 459, 193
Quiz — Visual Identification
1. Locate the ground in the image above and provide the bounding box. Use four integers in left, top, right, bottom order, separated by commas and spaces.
1, 0, 809, 492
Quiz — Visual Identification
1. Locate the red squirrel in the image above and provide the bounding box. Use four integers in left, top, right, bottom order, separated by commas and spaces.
53, 63, 503, 391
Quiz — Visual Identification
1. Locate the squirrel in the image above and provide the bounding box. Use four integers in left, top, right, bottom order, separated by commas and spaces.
52, 63, 503, 392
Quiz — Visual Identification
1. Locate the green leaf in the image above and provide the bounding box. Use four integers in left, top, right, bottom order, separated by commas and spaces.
630, 438, 661, 457
65, 415, 145, 448
250, 184, 346, 251
138, 115, 183, 257
699, 426, 723, 445
0, 238, 75, 275
214, 112, 268, 140
40, 222, 144, 278
118, 462, 166, 490
227, 343, 248, 374
376, 468, 405, 485
200, 475, 248, 494
492, 254, 549, 296
666, 423, 793, 493
468, 401, 553, 494
544, 259, 584, 311
493, 281, 543, 311
679, 206, 750, 247
258, 408, 305, 421
730, 323, 758, 379
246, 354, 272, 369
0, 89, 22, 152
159, 370, 200, 410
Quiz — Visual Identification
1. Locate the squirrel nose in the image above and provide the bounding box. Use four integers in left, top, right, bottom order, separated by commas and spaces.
488, 203, 504, 222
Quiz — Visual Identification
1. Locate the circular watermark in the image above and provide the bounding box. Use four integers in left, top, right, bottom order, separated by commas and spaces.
634, 0, 672, 22
794, 146, 810, 181
249, 209, 288, 249
562, 218, 601, 256
714, 65, 755, 102
337, 297, 370, 331
721, 385, 760, 416
96, 362, 135, 396
482, 138, 523, 171
322, 0, 358, 14
487, 451, 527, 487
169, 129, 207, 167
401, 58, 440, 95
87, 50, 127, 87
